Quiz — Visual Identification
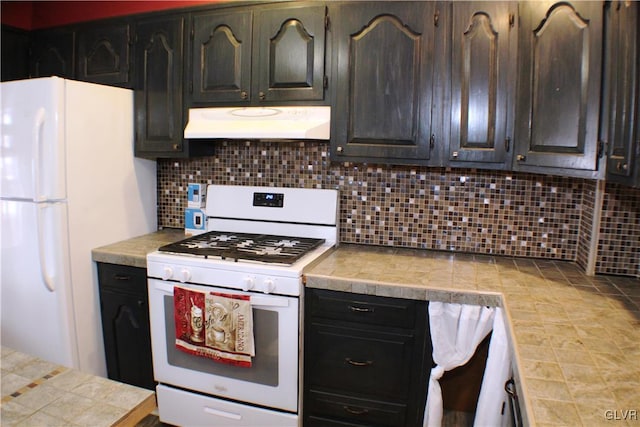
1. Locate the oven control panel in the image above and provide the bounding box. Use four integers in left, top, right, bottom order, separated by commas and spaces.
147, 254, 304, 296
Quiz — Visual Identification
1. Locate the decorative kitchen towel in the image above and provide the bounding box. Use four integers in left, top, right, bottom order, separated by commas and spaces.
174, 286, 255, 367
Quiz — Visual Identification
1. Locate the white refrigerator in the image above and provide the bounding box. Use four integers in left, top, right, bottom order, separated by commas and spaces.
0, 77, 157, 377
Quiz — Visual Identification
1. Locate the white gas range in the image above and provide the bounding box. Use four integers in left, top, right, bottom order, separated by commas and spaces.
147, 185, 338, 426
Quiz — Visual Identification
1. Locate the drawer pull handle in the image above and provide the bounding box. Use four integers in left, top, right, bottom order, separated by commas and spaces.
343, 405, 369, 415
348, 305, 373, 313
113, 274, 131, 281
345, 357, 373, 367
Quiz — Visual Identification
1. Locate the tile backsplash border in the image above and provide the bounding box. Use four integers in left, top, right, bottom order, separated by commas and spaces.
156, 140, 640, 277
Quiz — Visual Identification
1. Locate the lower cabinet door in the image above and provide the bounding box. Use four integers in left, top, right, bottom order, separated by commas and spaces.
99, 288, 154, 390
306, 389, 407, 427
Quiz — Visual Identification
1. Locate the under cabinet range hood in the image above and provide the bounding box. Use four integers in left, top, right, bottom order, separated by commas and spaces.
184, 106, 331, 140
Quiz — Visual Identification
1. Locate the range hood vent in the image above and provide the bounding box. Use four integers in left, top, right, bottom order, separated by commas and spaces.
184, 106, 331, 140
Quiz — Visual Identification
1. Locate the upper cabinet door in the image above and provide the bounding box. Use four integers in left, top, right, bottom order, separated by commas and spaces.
448, 2, 516, 168
135, 16, 185, 156
30, 29, 75, 79
76, 21, 131, 87
331, 2, 437, 165
191, 10, 252, 104
514, 1, 604, 176
605, 0, 639, 186
253, 4, 326, 102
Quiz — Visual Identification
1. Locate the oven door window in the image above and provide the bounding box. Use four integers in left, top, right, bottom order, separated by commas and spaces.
163, 296, 278, 386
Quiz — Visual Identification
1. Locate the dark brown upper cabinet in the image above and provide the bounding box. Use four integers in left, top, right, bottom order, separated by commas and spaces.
76, 21, 132, 87
190, 3, 326, 106
253, 4, 326, 102
1, 25, 30, 82
135, 15, 184, 156
30, 28, 75, 79
330, 2, 438, 165
191, 9, 252, 104
134, 14, 214, 159
604, 0, 639, 187
447, 2, 517, 169
514, 1, 605, 178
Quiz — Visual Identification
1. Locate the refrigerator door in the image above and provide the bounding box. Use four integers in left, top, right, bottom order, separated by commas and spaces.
0, 77, 66, 201
0, 199, 78, 367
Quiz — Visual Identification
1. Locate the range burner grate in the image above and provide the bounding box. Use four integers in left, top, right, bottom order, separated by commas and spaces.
158, 231, 326, 265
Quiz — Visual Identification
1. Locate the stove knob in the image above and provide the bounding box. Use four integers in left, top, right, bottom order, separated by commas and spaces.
263, 279, 275, 294
162, 266, 173, 280
242, 277, 255, 292
179, 268, 192, 283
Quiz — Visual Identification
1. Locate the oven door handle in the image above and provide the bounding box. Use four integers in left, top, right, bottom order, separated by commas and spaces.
151, 281, 290, 307
250, 295, 290, 307
153, 281, 175, 295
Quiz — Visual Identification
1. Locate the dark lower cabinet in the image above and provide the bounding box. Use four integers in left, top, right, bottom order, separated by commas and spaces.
304, 289, 432, 427
97, 263, 155, 391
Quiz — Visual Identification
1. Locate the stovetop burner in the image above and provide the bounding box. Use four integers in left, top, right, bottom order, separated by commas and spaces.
158, 231, 326, 265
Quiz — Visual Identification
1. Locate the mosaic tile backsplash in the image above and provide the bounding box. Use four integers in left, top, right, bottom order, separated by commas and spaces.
157, 141, 640, 277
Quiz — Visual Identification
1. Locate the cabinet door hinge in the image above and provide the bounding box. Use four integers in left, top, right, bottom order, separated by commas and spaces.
597, 140, 606, 158
434, 10, 440, 27
325, 14, 330, 31
323, 75, 328, 89
505, 137, 511, 152
189, 81, 193, 94
190, 27, 194, 40
430, 134, 435, 149
509, 13, 515, 28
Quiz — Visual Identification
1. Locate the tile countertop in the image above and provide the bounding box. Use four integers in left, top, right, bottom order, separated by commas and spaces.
0, 347, 156, 427
92, 228, 186, 268
304, 244, 640, 427
91, 232, 640, 426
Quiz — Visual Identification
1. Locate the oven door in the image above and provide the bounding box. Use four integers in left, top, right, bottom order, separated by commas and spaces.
148, 279, 300, 413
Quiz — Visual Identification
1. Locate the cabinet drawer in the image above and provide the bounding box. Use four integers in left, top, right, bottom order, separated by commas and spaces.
306, 389, 407, 427
307, 289, 418, 329
305, 415, 368, 427
306, 322, 414, 400
97, 263, 147, 295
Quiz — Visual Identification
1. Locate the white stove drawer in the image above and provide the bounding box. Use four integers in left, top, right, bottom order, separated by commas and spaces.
157, 384, 298, 427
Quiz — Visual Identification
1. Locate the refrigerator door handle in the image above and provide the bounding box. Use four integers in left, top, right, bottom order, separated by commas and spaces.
33, 107, 46, 202
36, 203, 56, 292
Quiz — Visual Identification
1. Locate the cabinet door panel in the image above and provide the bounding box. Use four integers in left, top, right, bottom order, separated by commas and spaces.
97, 263, 154, 391
449, 2, 515, 166
331, 2, 435, 164
30, 30, 75, 79
254, 5, 326, 101
192, 10, 252, 104
76, 22, 130, 86
135, 16, 184, 155
606, 1, 639, 182
100, 290, 155, 390
515, 1, 603, 172
2, 26, 30, 81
